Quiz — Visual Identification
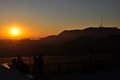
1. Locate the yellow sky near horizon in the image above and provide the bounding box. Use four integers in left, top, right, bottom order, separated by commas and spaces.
0, 0, 120, 39
0, 22, 61, 39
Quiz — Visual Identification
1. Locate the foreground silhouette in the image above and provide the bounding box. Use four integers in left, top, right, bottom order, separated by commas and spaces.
10, 55, 45, 80
10, 55, 30, 74
10, 59, 17, 70
33, 55, 44, 80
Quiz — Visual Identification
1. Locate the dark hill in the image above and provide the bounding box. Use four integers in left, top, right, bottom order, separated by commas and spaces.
59, 27, 120, 38
0, 27, 120, 56
39, 27, 120, 44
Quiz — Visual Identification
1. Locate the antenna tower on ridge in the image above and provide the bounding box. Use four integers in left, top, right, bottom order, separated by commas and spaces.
99, 20, 103, 28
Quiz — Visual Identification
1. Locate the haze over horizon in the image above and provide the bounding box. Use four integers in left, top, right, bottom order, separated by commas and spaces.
0, 0, 120, 39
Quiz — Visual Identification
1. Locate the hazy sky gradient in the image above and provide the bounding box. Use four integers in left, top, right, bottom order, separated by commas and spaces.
0, 0, 120, 38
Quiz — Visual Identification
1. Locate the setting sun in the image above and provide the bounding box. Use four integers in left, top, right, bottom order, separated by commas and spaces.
10, 28, 20, 36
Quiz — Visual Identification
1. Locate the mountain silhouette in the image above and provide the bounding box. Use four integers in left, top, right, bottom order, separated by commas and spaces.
39, 27, 120, 44
0, 27, 120, 56
60, 27, 120, 37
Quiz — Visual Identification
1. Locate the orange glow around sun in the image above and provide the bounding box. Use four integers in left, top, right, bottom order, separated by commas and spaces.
10, 28, 20, 36
1, 23, 44, 39
8, 24, 22, 38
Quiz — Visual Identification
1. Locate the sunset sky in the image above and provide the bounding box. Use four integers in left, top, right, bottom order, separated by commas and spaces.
0, 0, 120, 39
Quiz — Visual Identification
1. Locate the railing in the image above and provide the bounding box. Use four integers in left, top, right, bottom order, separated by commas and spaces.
0, 54, 118, 74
